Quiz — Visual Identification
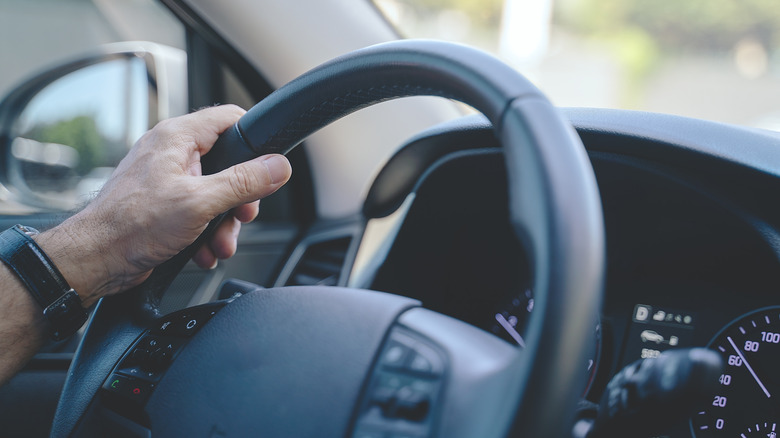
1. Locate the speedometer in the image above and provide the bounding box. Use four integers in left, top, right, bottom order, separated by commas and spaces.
488, 288, 601, 396
692, 306, 780, 437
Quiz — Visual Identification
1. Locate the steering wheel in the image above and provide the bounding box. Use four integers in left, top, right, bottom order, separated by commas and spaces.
50, 40, 604, 438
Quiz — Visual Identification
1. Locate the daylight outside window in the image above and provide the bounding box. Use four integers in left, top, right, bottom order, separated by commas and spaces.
374, 0, 780, 130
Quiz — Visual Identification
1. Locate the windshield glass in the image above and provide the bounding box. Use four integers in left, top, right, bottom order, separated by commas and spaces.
374, 0, 780, 130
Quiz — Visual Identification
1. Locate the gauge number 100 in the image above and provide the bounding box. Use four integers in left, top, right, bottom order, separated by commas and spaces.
761, 331, 780, 343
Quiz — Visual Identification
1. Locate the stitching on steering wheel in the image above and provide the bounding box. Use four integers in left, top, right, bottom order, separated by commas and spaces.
262, 83, 456, 148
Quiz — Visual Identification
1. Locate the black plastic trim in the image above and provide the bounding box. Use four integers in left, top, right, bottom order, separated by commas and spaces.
364, 110, 780, 225
159, 0, 274, 103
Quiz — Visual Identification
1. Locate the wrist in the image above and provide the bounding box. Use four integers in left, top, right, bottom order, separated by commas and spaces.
34, 217, 121, 308
0, 225, 89, 340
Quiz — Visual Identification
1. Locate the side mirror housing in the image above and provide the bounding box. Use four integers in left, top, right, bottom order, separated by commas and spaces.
0, 42, 187, 212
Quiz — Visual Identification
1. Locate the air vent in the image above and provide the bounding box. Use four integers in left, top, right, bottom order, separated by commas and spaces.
286, 237, 352, 286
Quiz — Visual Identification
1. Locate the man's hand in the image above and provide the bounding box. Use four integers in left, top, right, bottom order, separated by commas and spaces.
0, 105, 287, 386
38, 105, 292, 307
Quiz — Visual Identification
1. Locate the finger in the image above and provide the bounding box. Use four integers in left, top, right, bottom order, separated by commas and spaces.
199, 154, 291, 217
193, 245, 218, 269
209, 216, 242, 260
232, 201, 260, 223
188, 105, 246, 156
154, 105, 245, 156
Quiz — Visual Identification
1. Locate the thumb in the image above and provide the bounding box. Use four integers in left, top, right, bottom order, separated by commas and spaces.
200, 154, 292, 216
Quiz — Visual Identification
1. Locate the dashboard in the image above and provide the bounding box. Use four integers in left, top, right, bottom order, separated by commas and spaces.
325, 108, 780, 437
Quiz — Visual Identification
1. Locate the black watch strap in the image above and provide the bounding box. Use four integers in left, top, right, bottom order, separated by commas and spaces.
0, 225, 87, 340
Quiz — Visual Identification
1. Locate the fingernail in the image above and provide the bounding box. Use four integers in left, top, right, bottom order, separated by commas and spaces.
261, 155, 289, 185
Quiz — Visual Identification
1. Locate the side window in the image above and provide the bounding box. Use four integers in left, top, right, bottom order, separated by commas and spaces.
0, 0, 185, 98
0, 0, 185, 214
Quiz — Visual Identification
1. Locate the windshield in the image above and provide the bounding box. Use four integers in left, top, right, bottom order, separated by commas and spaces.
374, 0, 780, 130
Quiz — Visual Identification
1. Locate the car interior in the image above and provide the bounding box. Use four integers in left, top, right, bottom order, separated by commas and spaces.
0, 1, 778, 437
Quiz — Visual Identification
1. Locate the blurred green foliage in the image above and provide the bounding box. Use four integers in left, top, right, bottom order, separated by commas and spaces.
559, 0, 780, 52
406, 0, 780, 52
28, 115, 105, 175
554, 0, 780, 105
402, 0, 504, 28
394, 0, 777, 107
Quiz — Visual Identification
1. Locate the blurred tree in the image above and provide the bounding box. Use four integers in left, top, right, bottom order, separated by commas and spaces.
559, 0, 780, 52
400, 0, 504, 29
553, 0, 780, 106
27, 115, 105, 175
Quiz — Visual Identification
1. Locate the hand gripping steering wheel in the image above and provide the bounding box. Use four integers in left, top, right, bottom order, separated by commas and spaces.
51, 40, 604, 438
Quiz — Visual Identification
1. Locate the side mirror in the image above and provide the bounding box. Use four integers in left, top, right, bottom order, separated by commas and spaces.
0, 42, 187, 212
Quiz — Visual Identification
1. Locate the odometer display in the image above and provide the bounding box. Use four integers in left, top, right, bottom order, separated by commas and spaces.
692, 307, 780, 437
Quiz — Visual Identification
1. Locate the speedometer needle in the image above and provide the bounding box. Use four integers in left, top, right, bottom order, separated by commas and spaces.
727, 336, 771, 398
495, 313, 526, 348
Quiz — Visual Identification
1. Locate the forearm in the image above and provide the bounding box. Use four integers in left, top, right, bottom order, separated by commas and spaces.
0, 263, 47, 386
0, 221, 106, 387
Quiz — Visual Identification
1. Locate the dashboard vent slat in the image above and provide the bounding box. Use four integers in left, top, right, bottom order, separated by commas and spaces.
286, 237, 352, 286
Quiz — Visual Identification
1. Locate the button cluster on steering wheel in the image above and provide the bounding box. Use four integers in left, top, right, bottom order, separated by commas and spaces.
101, 302, 226, 410
353, 327, 446, 438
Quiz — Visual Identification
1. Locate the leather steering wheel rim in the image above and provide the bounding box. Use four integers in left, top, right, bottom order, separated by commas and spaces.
52, 40, 604, 438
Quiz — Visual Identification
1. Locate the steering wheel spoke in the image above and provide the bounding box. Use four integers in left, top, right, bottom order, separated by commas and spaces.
384, 308, 523, 438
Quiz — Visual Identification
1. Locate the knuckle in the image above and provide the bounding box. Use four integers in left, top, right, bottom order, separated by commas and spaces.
153, 118, 195, 143
228, 166, 260, 201
153, 118, 179, 137
221, 103, 245, 115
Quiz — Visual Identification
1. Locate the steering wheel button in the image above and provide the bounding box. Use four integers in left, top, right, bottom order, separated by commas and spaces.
127, 383, 152, 403
120, 365, 162, 383
103, 374, 125, 394
381, 342, 411, 368
150, 304, 225, 337
407, 354, 431, 374
120, 366, 142, 377
102, 374, 154, 404
376, 372, 411, 391
168, 315, 205, 337
405, 344, 443, 376
182, 317, 199, 334
129, 348, 150, 363
395, 390, 430, 422
158, 319, 174, 332
370, 386, 396, 406
137, 335, 161, 350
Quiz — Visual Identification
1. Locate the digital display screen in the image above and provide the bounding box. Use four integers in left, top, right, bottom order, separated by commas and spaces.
623, 303, 696, 364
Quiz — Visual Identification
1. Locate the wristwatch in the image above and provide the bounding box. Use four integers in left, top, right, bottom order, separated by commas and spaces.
0, 225, 88, 340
